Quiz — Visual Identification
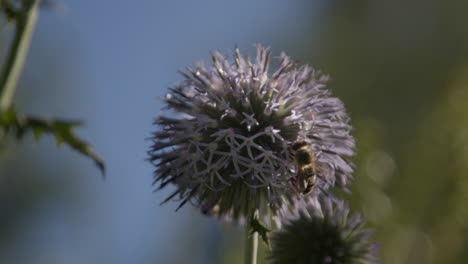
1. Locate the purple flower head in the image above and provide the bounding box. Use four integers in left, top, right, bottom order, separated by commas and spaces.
149, 45, 354, 222
271, 197, 379, 264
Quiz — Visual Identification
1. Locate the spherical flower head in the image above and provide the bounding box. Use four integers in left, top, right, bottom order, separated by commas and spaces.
149, 45, 355, 222
270, 197, 379, 264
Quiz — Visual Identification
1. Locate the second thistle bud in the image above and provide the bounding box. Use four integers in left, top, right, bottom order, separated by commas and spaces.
271, 197, 379, 264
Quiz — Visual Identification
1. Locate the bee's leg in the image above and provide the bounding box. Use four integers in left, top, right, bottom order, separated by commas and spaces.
303, 176, 316, 194
302, 166, 317, 195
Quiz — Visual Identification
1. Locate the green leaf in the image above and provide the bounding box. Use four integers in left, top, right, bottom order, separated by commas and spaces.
31, 126, 44, 141
0, 107, 18, 125
249, 215, 271, 247
0, 107, 105, 176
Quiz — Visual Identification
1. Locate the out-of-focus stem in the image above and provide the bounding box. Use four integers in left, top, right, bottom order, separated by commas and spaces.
245, 227, 259, 264
0, 0, 40, 111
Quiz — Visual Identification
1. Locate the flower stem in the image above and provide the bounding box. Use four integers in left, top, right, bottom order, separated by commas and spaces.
245, 227, 259, 264
0, 0, 40, 112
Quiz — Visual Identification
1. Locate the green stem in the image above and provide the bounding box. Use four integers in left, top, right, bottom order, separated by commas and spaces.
0, 0, 40, 111
245, 227, 259, 264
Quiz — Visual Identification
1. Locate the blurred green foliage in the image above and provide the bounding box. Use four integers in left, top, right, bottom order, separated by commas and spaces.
292, 1, 468, 263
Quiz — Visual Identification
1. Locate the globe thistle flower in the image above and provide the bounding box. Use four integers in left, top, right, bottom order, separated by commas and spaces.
149, 45, 354, 222
270, 197, 379, 264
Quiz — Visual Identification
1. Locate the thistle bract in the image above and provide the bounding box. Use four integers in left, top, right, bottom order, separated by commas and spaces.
149, 45, 354, 222
271, 198, 379, 264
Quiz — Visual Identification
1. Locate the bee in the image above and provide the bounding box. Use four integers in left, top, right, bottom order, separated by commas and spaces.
290, 140, 317, 194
